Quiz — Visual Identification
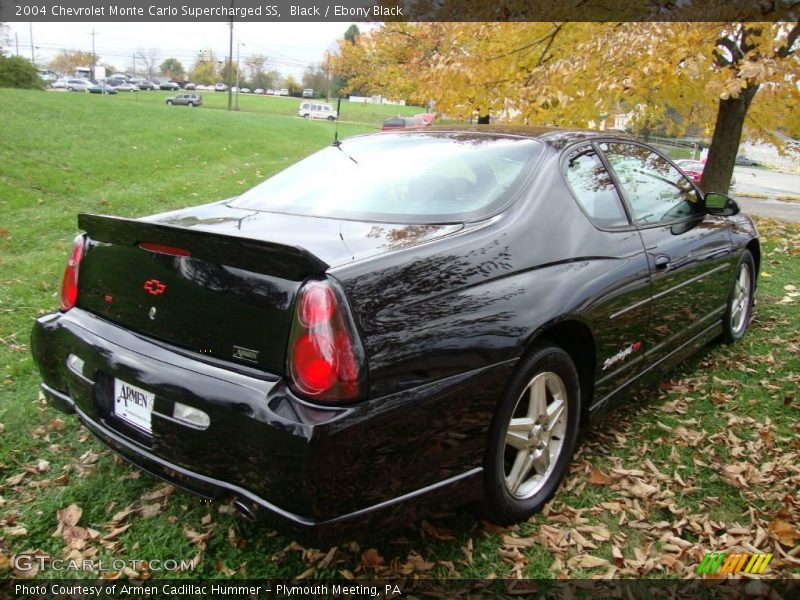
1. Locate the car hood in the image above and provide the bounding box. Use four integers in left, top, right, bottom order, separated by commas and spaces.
141, 200, 463, 268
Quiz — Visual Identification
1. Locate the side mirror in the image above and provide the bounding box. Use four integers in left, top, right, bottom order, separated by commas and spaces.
705, 192, 740, 216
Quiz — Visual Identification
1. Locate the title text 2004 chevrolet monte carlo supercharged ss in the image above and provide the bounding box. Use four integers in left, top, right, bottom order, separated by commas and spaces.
31, 127, 759, 538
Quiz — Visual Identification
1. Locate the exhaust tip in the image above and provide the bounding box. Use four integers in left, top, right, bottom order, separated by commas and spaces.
233, 499, 257, 521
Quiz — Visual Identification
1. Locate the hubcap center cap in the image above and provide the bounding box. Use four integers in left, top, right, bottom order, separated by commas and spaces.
529, 424, 545, 446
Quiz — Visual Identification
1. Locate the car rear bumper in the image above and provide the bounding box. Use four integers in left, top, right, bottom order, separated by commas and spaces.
31, 309, 512, 539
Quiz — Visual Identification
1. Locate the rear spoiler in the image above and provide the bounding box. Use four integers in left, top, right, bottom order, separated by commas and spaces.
78, 213, 329, 281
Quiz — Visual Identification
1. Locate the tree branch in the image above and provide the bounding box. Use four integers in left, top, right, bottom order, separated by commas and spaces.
777, 21, 800, 58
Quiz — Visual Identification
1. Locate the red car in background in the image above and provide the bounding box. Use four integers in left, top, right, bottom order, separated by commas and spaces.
675, 159, 737, 190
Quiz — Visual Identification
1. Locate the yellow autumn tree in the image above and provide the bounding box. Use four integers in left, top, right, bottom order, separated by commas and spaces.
331, 21, 800, 193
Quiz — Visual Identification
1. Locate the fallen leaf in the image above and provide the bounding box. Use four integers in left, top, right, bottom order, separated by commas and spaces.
361, 548, 384, 569
589, 468, 614, 485
140, 504, 161, 519
140, 484, 174, 502
567, 554, 609, 569
769, 519, 799, 547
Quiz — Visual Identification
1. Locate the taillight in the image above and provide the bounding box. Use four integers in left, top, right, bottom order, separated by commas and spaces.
287, 279, 365, 403
59, 234, 85, 311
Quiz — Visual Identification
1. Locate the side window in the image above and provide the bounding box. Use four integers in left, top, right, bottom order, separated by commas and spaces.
564, 146, 629, 227
600, 142, 701, 224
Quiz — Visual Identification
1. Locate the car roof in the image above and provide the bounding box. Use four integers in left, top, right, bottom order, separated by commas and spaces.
362, 124, 628, 150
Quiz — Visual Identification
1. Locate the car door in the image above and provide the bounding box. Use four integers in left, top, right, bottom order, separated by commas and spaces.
562, 144, 652, 403
598, 141, 733, 367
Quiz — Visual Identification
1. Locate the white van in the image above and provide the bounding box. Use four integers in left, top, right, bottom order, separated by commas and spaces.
297, 101, 338, 121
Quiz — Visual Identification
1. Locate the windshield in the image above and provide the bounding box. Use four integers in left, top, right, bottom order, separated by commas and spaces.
230, 132, 542, 223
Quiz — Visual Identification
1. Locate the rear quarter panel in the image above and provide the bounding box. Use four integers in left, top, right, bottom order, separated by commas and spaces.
332, 154, 652, 404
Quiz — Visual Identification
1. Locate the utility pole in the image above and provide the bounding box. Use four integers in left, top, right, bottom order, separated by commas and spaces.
226, 1, 234, 111
15, 32, 19, 56
235, 40, 245, 111
132, 52, 136, 76
89, 28, 98, 80
29, 23, 35, 62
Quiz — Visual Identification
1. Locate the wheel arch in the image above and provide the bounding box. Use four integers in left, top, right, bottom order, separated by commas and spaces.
524, 319, 596, 429
746, 239, 760, 283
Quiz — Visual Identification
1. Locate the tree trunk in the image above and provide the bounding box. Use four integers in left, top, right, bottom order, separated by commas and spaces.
700, 83, 759, 195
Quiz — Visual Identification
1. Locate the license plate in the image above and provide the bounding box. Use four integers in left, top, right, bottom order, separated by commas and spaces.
113, 379, 154, 433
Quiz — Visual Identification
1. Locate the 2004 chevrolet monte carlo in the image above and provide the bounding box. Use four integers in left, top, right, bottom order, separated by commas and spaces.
31, 127, 759, 539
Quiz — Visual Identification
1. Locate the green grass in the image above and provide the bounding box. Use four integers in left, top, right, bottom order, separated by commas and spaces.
0, 89, 798, 581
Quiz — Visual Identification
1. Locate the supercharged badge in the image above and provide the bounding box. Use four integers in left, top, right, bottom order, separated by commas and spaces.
602, 341, 642, 370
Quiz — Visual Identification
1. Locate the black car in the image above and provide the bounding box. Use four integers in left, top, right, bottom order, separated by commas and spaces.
31, 127, 759, 538
159, 81, 180, 91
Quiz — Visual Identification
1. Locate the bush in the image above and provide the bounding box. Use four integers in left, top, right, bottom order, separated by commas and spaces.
0, 55, 44, 89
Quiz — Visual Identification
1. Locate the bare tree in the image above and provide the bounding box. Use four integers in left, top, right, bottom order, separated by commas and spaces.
135, 47, 159, 80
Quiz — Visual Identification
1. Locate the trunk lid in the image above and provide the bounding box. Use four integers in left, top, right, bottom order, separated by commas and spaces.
75, 205, 461, 373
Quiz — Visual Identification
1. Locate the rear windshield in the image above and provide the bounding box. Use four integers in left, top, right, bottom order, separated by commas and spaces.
231, 133, 541, 223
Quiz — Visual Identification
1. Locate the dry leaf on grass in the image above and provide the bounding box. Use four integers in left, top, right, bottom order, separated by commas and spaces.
567, 554, 609, 569
589, 468, 614, 485
769, 519, 799, 547
361, 548, 384, 569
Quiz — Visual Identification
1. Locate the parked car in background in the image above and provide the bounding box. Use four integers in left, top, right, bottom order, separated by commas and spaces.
159, 82, 180, 91
298, 101, 338, 121
381, 116, 427, 131
165, 93, 202, 107
241, 88, 251, 94
302, 88, 314, 98
65, 79, 93, 92
735, 155, 760, 167
214, 83, 227, 92
130, 79, 156, 91
675, 159, 737, 191
184, 82, 196, 90
254, 88, 265, 95
38, 69, 58, 84
32, 127, 759, 537
52, 77, 69, 89
88, 83, 118, 95
276, 88, 289, 96
415, 113, 436, 125
266, 89, 275, 95
114, 83, 139, 92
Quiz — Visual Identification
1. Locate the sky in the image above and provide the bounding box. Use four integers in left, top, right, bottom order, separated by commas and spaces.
4, 21, 361, 78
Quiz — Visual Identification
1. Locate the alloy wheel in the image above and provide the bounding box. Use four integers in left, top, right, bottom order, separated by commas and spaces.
503, 371, 568, 499
730, 263, 751, 335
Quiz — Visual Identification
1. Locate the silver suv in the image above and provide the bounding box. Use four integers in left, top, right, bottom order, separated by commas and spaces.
165, 93, 202, 107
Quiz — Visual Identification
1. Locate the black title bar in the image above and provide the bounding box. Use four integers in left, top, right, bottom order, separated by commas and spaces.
1, 0, 797, 22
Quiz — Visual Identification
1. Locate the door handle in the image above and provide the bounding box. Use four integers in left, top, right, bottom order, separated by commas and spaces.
654, 255, 671, 270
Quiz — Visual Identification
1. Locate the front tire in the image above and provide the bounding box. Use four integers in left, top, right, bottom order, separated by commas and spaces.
166, 100, 173, 105
482, 344, 580, 525
722, 250, 755, 343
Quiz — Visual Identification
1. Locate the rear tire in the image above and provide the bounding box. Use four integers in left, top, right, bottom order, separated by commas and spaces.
188, 102, 195, 107
722, 250, 755, 343
482, 344, 580, 525
328, 116, 336, 121
166, 100, 173, 105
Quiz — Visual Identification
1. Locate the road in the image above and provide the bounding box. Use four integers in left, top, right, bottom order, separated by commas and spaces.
732, 166, 800, 223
